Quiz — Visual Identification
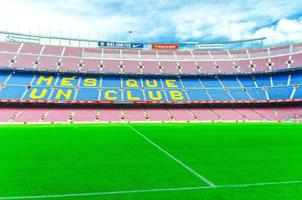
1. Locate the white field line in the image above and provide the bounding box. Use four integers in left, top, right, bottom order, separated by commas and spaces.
126, 124, 217, 187
1, 180, 302, 200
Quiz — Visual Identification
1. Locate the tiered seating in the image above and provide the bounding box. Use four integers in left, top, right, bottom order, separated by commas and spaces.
211, 107, 245, 121
82, 59, 101, 72
160, 61, 180, 74
99, 108, 121, 122
0, 107, 22, 122
12, 55, 37, 69
141, 60, 161, 74
72, 108, 98, 122
178, 61, 198, 73
251, 108, 281, 121
1, 41, 301, 75
60, 57, 81, 71
0, 40, 302, 124
189, 108, 219, 121
231, 50, 252, 73
291, 44, 302, 68
20, 43, 43, 54
0, 71, 299, 102
123, 60, 141, 73
123, 108, 146, 121
278, 106, 302, 120
0, 42, 20, 52
1, 105, 301, 123
145, 108, 171, 121
13, 108, 48, 123
233, 108, 264, 121
38, 56, 60, 70
43, 108, 74, 122
42, 45, 63, 56
0, 54, 15, 67
168, 108, 195, 121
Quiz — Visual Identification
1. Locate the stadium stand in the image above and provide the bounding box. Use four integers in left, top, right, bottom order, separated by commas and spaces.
0, 104, 301, 123
0, 39, 302, 123
0, 71, 300, 103
1, 41, 302, 75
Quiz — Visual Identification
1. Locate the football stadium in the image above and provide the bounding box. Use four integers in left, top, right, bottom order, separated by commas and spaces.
1, 1, 302, 200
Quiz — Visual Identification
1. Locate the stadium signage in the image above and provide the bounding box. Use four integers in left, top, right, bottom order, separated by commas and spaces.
194, 43, 224, 50
5, 34, 40, 44
28, 76, 186, 102
152, 44, 179, 50
98, 41, 144, 49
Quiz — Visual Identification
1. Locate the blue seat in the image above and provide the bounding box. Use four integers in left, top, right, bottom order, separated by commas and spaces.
272, 74, 289, 86
23, 87, 50, 100
200, 78, 222, 88
255, 75, 271, 87
207, 89, 233, 101
238, 76, 255, 87
122, 77, 143, 88
79, 76, 101, 88
142, 78, 163, 89
0, 86, 26, 100
228, 89, 251, 100
181, 78, 203, 88
247, 88, 267, 101
294, 87, 302, 99
0, 73, 9, 83
7, 73, 33, 85
102, 77, 121, 88
100, 89, 122, 101
123, 89, 145, 101
145, 89, 167, 101
77, 88, 99, 101
161, 78, 182, 89
48, 88, 77, 101
186, 89, 211, 101
267, 86, 293, 100
219, 77, 241, 88
291, 72, 302, 85
0, 70, 299, 102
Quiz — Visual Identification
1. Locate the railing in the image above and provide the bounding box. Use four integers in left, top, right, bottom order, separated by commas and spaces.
0, 98, 301, 106
0, 30, 266, 51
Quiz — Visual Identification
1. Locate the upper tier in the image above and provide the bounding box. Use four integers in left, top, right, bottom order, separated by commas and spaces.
0, 41, 302, 76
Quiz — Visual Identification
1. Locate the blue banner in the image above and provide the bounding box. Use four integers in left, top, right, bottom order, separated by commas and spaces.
98, 41, 144, 49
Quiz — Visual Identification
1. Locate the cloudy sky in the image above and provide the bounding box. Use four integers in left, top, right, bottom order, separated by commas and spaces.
0, 0, 302, 45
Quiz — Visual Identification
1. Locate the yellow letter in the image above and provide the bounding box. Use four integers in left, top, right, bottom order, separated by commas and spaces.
83, 78, 97, 87
145, 80, 158, 88
166, 80, 178, 88
55, 89, 72, 100
170, 91, 184, 101
29, 88, 48, 99
126, 79, 139, 88
104, 90, 118, 100
127, 91, 141, 101
148, 90, 162, 101
36, 76, 53, 86
61, 76, 76, 86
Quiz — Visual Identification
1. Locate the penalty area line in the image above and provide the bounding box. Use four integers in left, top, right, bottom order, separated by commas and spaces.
126, 124, 217, 187
1, 180, 302, 199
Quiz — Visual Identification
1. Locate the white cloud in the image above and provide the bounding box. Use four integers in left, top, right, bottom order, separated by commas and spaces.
0, 0, 137, 40
171, 0, 302, 43
0, 0, 301, 45
252, 18, 302, 45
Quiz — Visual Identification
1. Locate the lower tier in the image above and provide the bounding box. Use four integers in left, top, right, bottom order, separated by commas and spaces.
0, 104, 301, 123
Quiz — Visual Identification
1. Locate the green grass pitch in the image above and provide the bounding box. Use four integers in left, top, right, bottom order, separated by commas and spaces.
1, 123, 302, 200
